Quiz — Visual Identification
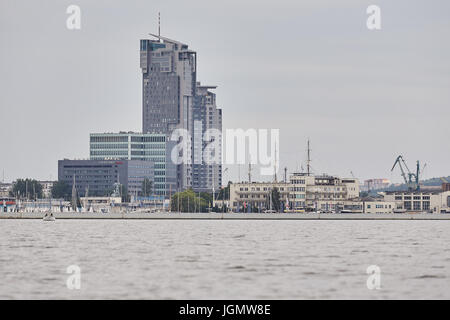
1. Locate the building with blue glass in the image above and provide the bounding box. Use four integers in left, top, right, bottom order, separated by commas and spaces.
89, 132, 176, 197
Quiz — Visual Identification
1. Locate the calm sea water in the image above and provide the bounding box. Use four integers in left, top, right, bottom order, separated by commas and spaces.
1, 220, 449, 299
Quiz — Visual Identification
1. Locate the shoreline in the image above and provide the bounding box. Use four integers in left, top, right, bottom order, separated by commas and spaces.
2, 212, 450, 220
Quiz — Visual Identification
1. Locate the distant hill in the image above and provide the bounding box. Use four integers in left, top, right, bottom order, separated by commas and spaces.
379, 176, 450, 193
370, 176, 450, 195
419, 176, 450, 186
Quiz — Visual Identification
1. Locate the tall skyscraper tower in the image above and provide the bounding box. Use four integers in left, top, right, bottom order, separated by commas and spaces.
192, 83, 222, 193
140, 34, 197, 190
140, 34, 197, 135
140, 34, 222, 193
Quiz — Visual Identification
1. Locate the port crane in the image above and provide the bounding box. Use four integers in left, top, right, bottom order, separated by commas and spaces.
391, 155, 422, 191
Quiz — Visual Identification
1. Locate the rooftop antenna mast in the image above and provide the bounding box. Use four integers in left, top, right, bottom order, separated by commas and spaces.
274, 142, 278, 182
307, 138, 312, 176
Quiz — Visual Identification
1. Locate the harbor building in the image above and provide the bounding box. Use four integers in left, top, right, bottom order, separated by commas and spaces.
58, 159, 154, 198
383, 191, 450, 213
192, 83, 222, 193
228, 174, 359, 212
304, 175, 359, 210
89, 132, 176, 197
229, 181, 291, 212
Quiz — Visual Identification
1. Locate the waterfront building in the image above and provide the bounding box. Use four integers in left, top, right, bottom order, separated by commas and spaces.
229, 181, 291, 212
192, 82, 222, 193
89, 132, 176, 197
229, 173, 359, 212
58, 159, 154, 198
303, 175, 359, 210
311, 199, 395, 214
383, 191, 450, 213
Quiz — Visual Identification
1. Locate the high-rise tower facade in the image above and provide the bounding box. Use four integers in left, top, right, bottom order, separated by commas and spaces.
140, 34, 197, 190
140, 34, 222, 193
192, 83, 222, 193
140, 35, 197, 135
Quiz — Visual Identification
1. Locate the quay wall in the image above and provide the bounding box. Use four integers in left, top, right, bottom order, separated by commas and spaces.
1, 212, 450, 220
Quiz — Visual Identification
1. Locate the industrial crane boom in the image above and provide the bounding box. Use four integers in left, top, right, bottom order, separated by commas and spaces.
391, 156, 409, 185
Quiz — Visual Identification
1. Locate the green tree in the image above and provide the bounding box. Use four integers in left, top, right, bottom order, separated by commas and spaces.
171, 189, 209, 212
51, 181, 72, 200
10, 179, 43, 199
141, 178, 153, 197
216, 181, 231, 200
199, 192, 213, 205
268, 187, 281, 212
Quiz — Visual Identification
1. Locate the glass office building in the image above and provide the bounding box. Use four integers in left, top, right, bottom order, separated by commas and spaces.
90, 132, 177, 197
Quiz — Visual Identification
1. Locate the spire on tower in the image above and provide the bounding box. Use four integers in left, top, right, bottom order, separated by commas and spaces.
158, 12, 161, 38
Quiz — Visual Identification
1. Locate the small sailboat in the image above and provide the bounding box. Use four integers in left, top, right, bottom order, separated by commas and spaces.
43, 211, 55, 221
43, 197, 55, 221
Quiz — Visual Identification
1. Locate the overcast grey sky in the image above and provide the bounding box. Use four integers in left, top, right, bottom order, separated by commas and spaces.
1, 0, 449, 184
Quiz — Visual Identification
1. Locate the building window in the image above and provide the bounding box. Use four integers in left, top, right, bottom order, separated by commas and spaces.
404, 201, 412, 210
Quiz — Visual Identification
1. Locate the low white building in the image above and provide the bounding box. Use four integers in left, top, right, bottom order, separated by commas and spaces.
311, 199, 395, 213
383, 191, 450, 213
